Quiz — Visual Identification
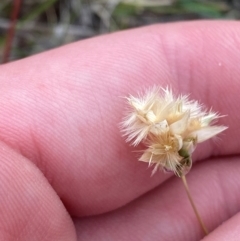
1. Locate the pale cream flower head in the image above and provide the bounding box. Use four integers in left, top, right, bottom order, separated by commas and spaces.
121, 86, 227, 177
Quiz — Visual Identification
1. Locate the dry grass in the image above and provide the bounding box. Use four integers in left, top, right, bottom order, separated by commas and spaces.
0, 0, 238, 61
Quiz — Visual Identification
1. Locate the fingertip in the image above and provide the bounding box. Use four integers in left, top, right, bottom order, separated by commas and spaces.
0, 142, 77, 241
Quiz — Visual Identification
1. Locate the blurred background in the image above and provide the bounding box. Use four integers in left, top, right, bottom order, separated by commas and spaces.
0, 0, 239, 62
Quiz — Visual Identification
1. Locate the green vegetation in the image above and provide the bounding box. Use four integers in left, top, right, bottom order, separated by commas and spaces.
0, 0, 238, 61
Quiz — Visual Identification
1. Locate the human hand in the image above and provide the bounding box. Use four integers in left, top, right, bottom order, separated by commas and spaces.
0, 21, 239, 241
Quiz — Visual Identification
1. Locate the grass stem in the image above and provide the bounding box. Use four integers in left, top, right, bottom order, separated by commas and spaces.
181, 175, 209, 236
2, 0, 22, 63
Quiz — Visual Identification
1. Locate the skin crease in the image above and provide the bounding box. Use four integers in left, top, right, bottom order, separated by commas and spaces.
0, 21, 239, 240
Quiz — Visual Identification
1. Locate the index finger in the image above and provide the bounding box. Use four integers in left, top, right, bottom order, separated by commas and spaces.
0, 20, 238, 217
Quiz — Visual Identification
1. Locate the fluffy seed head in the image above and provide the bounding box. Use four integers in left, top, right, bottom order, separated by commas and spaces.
121, 86, 227, 177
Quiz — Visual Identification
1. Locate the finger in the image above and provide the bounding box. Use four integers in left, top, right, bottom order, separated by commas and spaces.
75, 156, 240, 241
0, 142, 76, 241
0, 21, 238, 216
202, 212, 240, 241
